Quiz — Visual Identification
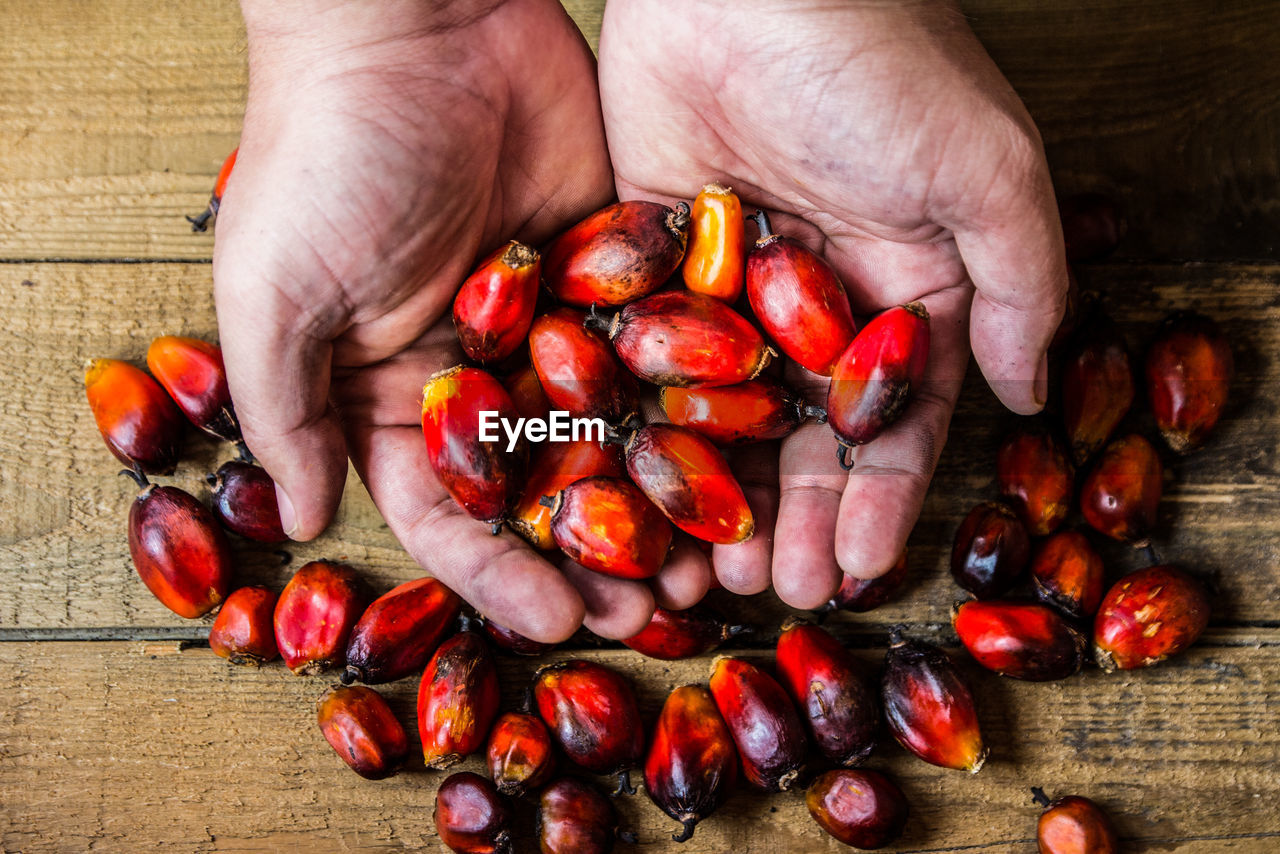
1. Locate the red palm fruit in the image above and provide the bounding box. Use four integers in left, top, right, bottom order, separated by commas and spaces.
1059, 192, 1126, 262
528, 308, 639, 422
645, 685, 738, 842
421, 365, 527, 527
1080, 433, 1163, 546
508, 439, 624, 550
806, 769, 909, 850
208, 585, 278, 665
1037, 794, 1120, 854
187, 146, 237, 232
207, 461, 286, 543
452, 241, 541, 364
487, 712, 555, 797
951, 501, 1032, 599
1094, 565, 1210, 672
953, 600, 1088, 682
625, 423, 754, 544
1146, 310, 1234, 453
659, 377, 821, 446
125, 472, 231, 619
775, 619, 878, 766
342, 576, 461, 685
746, 209, 858, 375
85, 358, 184, 474
997, 427, 1074, 536
1032, 531, 1106, 620
418, 630, 500, 769
503, 362, 553, 421
548, 476, 673, 579
483, 618, 558, 656
544, 200, 690, 307
316, 685, 409, 780
273, 560, 366, 675
825, 548, 909, 613
708, 656, 807, 791
435, 771, 512, 854
146, 335, 240, 442
537, 778, 630, 854
595, 290, 774, 387
881, 631, 986, 773
683, 183, 745, 302
533, 660, 644, 794
623, 604, 750, 660
1061, 311, 1133, 465
827, 302, 930, 464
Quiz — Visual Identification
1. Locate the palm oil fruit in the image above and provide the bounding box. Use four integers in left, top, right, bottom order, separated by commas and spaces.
273, 560, 367, 675
1094, 565, 1210, 672
623, 604, 750, 661
421, 365, 527, 528
825, 548, 909, 613
342, 576, 461, 685
1061, 310, 1134, 465
124, 470, 231, 618
85, 358, 184, 475
1032, 530, 1106, 620
537, 778, 629, 854
146, 335, 240, 442
1036, 793, 1120, 854
593, 290, 774, 387
316, 685, 409, 780
881, 631, 986, 773
1145, 310, 1233, 453
507, 439, 624, 550
434, 771, 512, 854
807, 769, 909, 850
826, 302, 930, 467
1079, 433, 1163, 547
503, 362, 552, 421
950, 501, 1032, 599
418, 630, 500, 770
645, 685, 738, 842
487, 712, 555, 797
528, 308, 639, 423
207, 460, 286, 543
208, 585, 278, 665
544, 199, 691, 307
997, 426, 1074, 536
659, 377, 820, 446
624, 423, 754, 544
708, 656, 807, 792
953, 600, 1088, 682
683, 183, 745, 302
452, 241, 540, 364
482, 618, 557, 656
1058, 192, 1126, 262
187, 147, 237, 232
745, 209, 858, 375
533, 659, 645, 795
547, 476, 673, 579
775, 619, 878, 766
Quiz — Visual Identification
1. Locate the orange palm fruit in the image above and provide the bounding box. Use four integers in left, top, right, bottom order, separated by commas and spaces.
452, 241, 540, 364
187, 146, 237, 232
1032, 530, 1106, 620
951, 501, 1032, 599
208, 585, 278, 665
507, 439, 624, 550
537, 777, 632, 854
503, 362, 552, 421
528, 308, 639, 422
487, 712, 555, 797
824, 548, 909, 613
644, 685, 738, 842
85, 358, 184, 474
547, 476, 673, 579
482, 618, 557, 657
623, 604, 750, 661
434, 771, 512, 854
533, 660, 644, 795
1094, 565, 1210, 672
418, 630, 500, 769
1145, 310, 1233, 453
881, 631, 986, 773
207, 461, 286, 543
807, 769, 909, 849
659, 377, 821, 446
1079, 433, 1163, 546
1036, 793, 1120, 853
997, 426, 1074, 536
953, 600, 1089, 682
342, 576, 461, 685
709, 656, 807, 792
316, 685, 409, 780
1061, 310, 1133, 465
682, 183, 745, 302
273, 560, 367, 675
146, 335, 240, 442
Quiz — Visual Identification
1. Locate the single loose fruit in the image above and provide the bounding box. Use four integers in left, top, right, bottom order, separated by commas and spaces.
85, 358, 184, 474
1032, 531, 1106, 620
187, 147, 237, 232
1079, 433, 1163, 546
881, 631, 986, 773
274, 561, 366, 675
997, 427, 1074, 536
683, 183, 745, 302
503, 363, 553, 421
507, 439, 625, 550
1037, 793, 1120, 854
644, 685, 738, 842
950, 501, 1032, 599
548, 476, 673, 579
537, 778, 629, 854
208, 585, 278, 665
418, 630, 500, 769
807, 769, 909, 850
343, 576, 461, 685
708, 656, 807, 791
146, 335, 240, 442
824, 549, 909, 613
623, 604, 750, 660
435, 771, 512, 854
316, 685, 409, 780
659, 378, 821, 446
482, 618, 558, 656
533, 660, 644, 794
776, 619, 878, 766
529, 308, 639, 422
453, 241, 541, 364
487, 712, 555, 797
1059, 192, 1126, 262
1061, 311, 1133, 465
1146, 310, 1233, 453
953, 600, 1088, 682
1094, 565, 1210, 671
207, 460, 286, 542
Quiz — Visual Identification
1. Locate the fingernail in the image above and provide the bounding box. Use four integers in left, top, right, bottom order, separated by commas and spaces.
1033, 353, 1050, 409
275, 483, 298, 538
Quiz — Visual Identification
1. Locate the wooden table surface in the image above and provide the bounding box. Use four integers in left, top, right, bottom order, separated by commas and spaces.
2, 1, 1278, 851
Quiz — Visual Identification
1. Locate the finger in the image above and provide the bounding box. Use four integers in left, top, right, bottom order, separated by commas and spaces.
560, 560, 656, 641
713, 443, 779, 596
650, 537, 712, 611
773, 419, 846, 610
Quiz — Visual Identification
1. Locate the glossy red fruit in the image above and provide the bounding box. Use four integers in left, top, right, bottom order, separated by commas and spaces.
538, 778, 630, 854
316, 685, 409, 780
659, 378, 820, 446
644, 685, 737, 842
1094, 565, 1210, 672
1146, 310, 1234, 453
881, 631, 986, 773
125, 473, 231, 618
997, 427, 1074, 536
343, 576, 461, 685
146, 335, 240, 442
1061, 311, 1134, 465
273, 560, 366, 675
421, 365, 527, 526
746, 209, 858, 375
1080, 433, 1163, 546
207, 461, 286, 543
483, 618, 557, 656
623, 604, 750, 660
548, 476, 673, 579
596, 290, 774, 388
1032, 531, 1106, 620
85, 358, 184, 474
953, 600, 1088, 682
951, 501, 1032, 599
825, 548, 909, 613
827, 302, 930, 464
508, 439, 625, 551
625, 423, 754, 544
528, 308, 639, 423
453, 241, 541, 364
776, 620, 877, 766
683, 183, 745, 302
187, 146, 237, 232
708, 656, 807, 791
1059, 192, 1126, 262
503, 362, 553, 421
418, 630, 500, 769
807, 769, 909, 850
208, 585, 278, 665
1037, 793, 1120, 854
435, 771, 512, 854
533, 660, 645, 794
544, 200, 690, 307
487, 712, 555, 797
